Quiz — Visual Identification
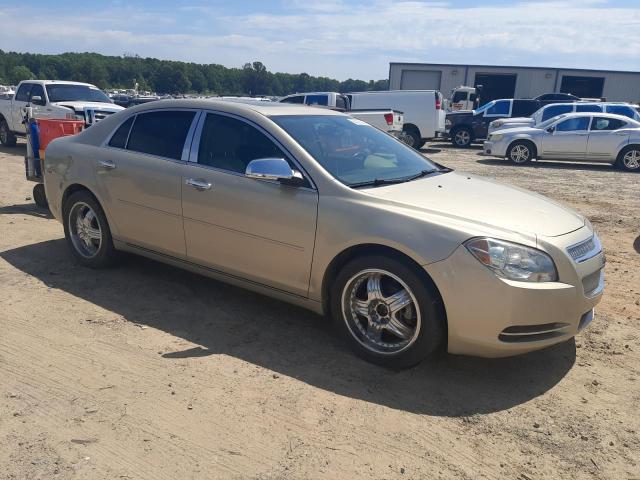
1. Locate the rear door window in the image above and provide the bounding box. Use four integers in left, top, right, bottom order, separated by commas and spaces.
126, 110, 196, 160
590, 117, 627, 131
541, 105, 573, 121
576, 104, 602, 113
15, 83, 33, 102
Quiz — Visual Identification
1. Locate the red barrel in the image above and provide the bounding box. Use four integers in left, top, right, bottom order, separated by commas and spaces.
37, 119, 84, 152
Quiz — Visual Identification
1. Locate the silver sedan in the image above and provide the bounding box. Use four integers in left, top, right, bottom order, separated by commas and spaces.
43, 100, 604, 367
483, 112, 640, 171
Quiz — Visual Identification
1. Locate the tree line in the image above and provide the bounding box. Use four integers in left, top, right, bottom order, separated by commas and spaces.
0, 51, 389, 96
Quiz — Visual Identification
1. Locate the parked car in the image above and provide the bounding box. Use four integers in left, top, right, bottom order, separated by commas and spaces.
279, 91, 404, 137
483, 112, 640, 171
347, 90, 446, 148
488, 102, 640, 134
43, 100, 604, 367
0, 80, 123, 146
445, 98, 540, 147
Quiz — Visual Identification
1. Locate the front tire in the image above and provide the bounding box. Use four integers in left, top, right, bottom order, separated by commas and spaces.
331, 255, 445, 369
617, 146, 640, 172
451, 127, 472, 147
63, 191, 117, 268
0, 119, 17, 147
32, 184, 48, 208
507, 140, 534, 165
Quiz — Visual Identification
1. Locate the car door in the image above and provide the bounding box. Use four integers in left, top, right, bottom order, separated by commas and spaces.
181, 111, 318, 297
11, 82, 33, 132
587, 116, 629, 161
478, 100, 511, 139
94, 109, 198, 258
540, 116, 590, 159
27, 83, 52, 120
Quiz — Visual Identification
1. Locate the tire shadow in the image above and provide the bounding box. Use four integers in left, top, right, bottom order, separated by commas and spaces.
1, 239, 577, 417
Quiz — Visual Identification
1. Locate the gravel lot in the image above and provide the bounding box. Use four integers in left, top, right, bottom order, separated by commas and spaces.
1, 140, 638, 480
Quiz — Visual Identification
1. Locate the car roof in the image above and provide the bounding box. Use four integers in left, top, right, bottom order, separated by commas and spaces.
24, 80, 98, 88
549, 112, 640, 124
124, 98, 345, 117
541, 101, 634, 109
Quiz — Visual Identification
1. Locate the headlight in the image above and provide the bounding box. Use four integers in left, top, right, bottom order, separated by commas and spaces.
492, 120, 504, 128
465, 238, 558, 282
445, 119, 452, 126
490, 134, 503, 141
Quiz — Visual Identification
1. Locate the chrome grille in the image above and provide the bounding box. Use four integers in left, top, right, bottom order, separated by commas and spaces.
567, 235, 601, 263
84, 109, 118, 125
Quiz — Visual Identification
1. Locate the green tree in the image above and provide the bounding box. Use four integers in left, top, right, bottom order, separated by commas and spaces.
9, 65, 35, 84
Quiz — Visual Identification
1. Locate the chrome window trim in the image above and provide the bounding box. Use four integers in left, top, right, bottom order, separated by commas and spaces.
567, 235, 602, 263
187, 109, 317, 191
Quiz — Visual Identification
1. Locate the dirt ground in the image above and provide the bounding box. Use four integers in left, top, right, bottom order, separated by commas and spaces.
1, 140, 638, 480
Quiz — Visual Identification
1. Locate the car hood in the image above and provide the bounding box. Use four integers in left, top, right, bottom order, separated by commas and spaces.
496, 117, 533, 124
363, 172, 584, 237
53, 101, 124, 111
493, 126, 542, 136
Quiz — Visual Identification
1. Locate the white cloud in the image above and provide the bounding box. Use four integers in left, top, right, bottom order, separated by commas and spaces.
0, 1, 638, 79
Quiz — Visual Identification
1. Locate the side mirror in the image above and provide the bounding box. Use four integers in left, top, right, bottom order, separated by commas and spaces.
245, 158, 305, 186
546, 126, 555, 134
30, 95, 45, 106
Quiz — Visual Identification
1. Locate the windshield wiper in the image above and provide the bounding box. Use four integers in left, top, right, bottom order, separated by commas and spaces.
349, 169, 439, 188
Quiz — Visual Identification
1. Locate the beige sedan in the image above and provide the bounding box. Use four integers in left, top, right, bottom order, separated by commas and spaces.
43, 100, 605, 368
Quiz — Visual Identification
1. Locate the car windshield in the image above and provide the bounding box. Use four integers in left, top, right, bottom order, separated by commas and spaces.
46, 84, 111, 103
538, 114, 568, 129
272, 115, 443, 187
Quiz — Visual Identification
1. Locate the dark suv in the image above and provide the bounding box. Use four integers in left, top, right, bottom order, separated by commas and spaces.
445, 99, 540, 147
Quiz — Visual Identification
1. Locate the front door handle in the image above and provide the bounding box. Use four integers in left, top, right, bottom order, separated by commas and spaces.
98, 159, 116, 169
186, 178, 212, 191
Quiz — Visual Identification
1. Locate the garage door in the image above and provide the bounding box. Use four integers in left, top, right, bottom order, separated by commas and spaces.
474, 73, 517, 104
560, 76, 604, 99
400, 70, 442, 90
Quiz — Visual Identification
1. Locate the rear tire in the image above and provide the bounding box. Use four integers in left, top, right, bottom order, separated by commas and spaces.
507, 140, 535, 165
451, 127, 472, 148
0, 119, 17, 147
63, 191, 117, 268
331, 254, 445, 369
402, 127, 421, 149
32, 184, 48, 208
616, 145, 640, 172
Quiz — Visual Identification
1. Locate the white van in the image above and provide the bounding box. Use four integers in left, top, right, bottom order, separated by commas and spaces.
347, 90, 446, 148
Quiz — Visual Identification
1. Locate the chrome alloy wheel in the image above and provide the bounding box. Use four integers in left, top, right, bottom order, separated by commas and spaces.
510, 144, 531, 163
68, 202, 102, 258
454, 129, 471, 146
623, 149, 640, 170
341, 269, 421, 355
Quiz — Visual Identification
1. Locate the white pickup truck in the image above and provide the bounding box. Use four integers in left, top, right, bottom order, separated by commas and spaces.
0, 80, 123, 146
278, 92, 404, 138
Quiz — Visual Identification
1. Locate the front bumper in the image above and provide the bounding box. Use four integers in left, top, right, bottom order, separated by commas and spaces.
482, 140, 508, 157
427, 228, 605, 357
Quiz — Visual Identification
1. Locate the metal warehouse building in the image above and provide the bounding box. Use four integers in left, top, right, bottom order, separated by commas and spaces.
389, 62, 640, 104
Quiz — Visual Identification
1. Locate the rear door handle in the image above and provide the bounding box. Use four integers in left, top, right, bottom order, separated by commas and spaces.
186, 178, 212, 191
98, 159, 116, 169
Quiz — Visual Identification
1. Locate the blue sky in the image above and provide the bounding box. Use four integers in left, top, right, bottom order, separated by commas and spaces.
1, 0, 639, 80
